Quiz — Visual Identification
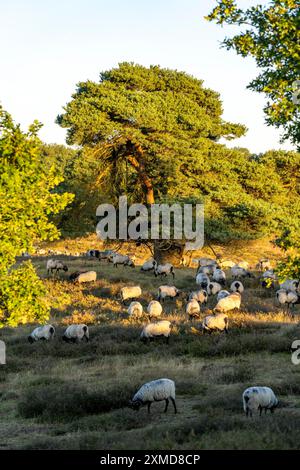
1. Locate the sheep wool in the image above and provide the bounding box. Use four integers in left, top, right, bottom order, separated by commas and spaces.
279, 279, 299, 292
202, 313, 228, 333
63, 324, 89, 343
186, 299, 200, 319
120, 286, 142, 302
195, 273, 210, 288
112, 254, 135, 267
207, 282, 222, 296
276, 289, 299, 309
230, 281, 244, 294
147, 300, 163, 318
242, 386, 278, 417
158, 285, 179, 301
214, 292, 241, 313
188, 289, 208, 304
75, 271, 97, 284
141, 258, 157, 271
46, 259, 68, 275
217, 290, 230, 301
154, 263, 175, 279
128, 301, 143, 318
28, 325, 55, 343
231, 266, 251, 279
212, 268, 226, 285
140, 320, 172, 343
130, 378, 177, 413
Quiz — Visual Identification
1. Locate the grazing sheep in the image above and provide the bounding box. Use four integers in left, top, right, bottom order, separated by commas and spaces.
154, 263, 175, 279
62, 324, 89, 343
217, 290, 230, 301
195, 272, 210, 288
157, 285, 180, 302
219, 259, 235, 269
207, 282, 222, 296
197, 264, 215, 276
214, 292, 241, 313
231, 266, 251, 279
28, 325, 55, 343
129, 378, 177, 414
276, 289, 300, 311
120, 286, 142, 303
140, 320, 172, 344
128, 301, 143, 319
188, 289, 208, 304
141, 258, 157, 272
242, 386, 278, 417
74, 271, 97, 284
202, 313, 228, 334
256, 258, 272, 271
279, 279, 299, 292
46, 259, 68, 276
186, 299, 201, 319
230, 281, 244, 294
97, 250, 115, 261
147, 300, 163, 319
112, 254, 135, 267
212, 268, 226, 285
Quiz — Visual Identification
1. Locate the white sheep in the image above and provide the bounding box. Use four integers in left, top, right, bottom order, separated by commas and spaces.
230, 280, 244, 294
129, 378, 177, 414
147, 300, 163, 319
279, 279, 299, 292
202, 313, 228, 333
141, 258, 157, 272
217, 290, 230, 301
28, 324, 55, 343
214, 292, 241, 313
195, 272, 210, 288
62, 324, 89, 343
212, 268, 226, 285
74, 271, 97, 284
112, 254, 135, 267
154, 263, 175, 279
186, 299, 201, 319
207, 282, 222, 296
231, 266, 252, 279
140, 320, 172, 344
188, 289, 208, 304
128, 301, 143, 318
276, 289, 299, 311
157, 285, 180, 302
46, 259, 68, 276
120, 286, 142, 303
242, 386, 278, 417
197, 264, 215, 276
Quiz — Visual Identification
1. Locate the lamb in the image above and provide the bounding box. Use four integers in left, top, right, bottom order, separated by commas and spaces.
154, 263, 175, 279
74, 271, 97, 284
112, 254, 135, 267
28, 324, 55, 343
195, 272, 210, 288
202, 313, 228, 334
147, 300, 163, 319
128, 301, 143, 318
46, 259, 68, 276
230, 280, 244, 294
212, 268, 226, 285
157, 285, 180, 302
188, 289, 208, 304
217, 290, 230, 301
129, 378, 177, 414
279, 279, 299, 292
141, 258, 157, 272
62, 324, 89, 343
120, 286, 142, 303
140, 320, 172, 344
186, 299, 201, 319
276, 289, 300, 311
256, 258, 272, 271
207, 282, 222, 296
214, 292, 241, 313
231, 266, 251, 279
242, 386, 278, 417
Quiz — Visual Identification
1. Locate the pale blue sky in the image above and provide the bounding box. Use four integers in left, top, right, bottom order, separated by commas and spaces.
0, 0, 295, 152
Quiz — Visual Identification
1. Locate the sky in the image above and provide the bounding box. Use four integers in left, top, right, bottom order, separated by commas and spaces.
0, 0, 295, 153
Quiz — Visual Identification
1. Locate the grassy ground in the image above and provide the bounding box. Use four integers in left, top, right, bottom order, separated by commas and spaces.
1, 254, 300, 450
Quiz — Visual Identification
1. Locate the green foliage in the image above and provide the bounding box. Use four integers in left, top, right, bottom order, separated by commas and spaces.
206, 0, 300, 148
275, 256, 300, 282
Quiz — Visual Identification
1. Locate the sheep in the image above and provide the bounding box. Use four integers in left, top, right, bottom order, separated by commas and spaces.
256, 258, 272, 271
141, 258, 157, 272
62, 324, 89, 343
120, 286, 142, 303
140, 320, 172, 344
129, 378, 177, 414
157, 285, 180, 302
46, 259, 68, 276
28, 325, 55, 343
217, 290, 230, 301
242, 386, 278, 417
202, 313, 228, 334
279, 279, 299, 292
197, 264, 215, 276
154, 263, 175, 279
188, 289, 208, 304
128, 301, 143, 319
147, 300, 163, 319
186, 299, 201, 319
112, 254, 135, 267
207, 282, 222, 296
214, 292, 241, 313
276, 289, 300, 311
74, 271, 97, 284
195, 272, 210, 288
231, 266, 252, 279
219, 259, 235, 269
212, 268, 226, 285
230, 280, 244, 294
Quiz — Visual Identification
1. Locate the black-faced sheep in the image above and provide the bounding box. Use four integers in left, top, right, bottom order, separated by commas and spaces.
202, 313, 228, 333
140, 320, 172, 344
154, 263, 175, 279
214, 292, 241, 313
230, 280, 244, 294
120, 286, 142, 303
28, 325, 55, 343
147, 300, 163, 319
46, 259, 68, 276
62, 324, 89, 343
129, 378, 177, 414
242, 386, 278, 417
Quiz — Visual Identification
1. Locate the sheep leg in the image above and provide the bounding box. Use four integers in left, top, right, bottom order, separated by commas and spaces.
147, 402, 152, 414
166, 336, 170, 345
258, 405, 262, 417
170, 397, 177, 414
164, 398, 169, 413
